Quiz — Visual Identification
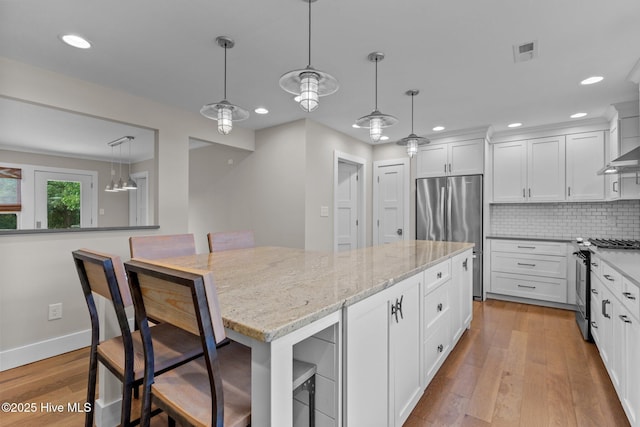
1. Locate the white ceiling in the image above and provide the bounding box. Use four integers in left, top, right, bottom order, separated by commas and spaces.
1, 0, 639, 157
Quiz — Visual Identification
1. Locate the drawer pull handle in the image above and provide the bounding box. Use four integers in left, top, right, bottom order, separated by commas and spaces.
591, 289, 599, 295
437, 344, 444, 353
517, 262, 536, 267
619, 315, 632, 324
462, 258, 468, 270
591, 321, 598, 329
437, 303, 443, 312
517, 245, 536, 249
591, 262, 598, 267
602, 299, 611, 319
517, 284, 536, 289
603, 274, 615, 282
437, 272, 442, 279
623, 292, 636, 300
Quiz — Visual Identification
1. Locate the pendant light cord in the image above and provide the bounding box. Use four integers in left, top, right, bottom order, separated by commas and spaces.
374, 58, 378, 110
223, 43, 228, 100
307, 0, 312, 67
411, 93, 415, 133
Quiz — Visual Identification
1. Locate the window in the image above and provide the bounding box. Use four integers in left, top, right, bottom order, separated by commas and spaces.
0, 167, 22, 212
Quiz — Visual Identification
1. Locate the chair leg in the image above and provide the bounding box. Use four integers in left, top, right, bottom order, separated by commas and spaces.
121, 379, 133, 427
308, 375, 315, 427
85, 350, 98, 427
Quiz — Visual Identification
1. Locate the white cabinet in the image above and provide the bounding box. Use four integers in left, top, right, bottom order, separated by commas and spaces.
590, 255, 640, 427
492, 136, 565, 202
345, 272, 421, 427
489, 240, 568, 303
345, 250, 474, 427
417, 139, 483, 178
566, 131, 605, 201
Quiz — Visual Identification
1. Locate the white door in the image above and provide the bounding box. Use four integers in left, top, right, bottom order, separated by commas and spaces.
129, 172, 149, 226
336, 161, 358, 252
34, 170, 95, 229
492, 141, 527, 202
566, 132, 605, 201
416, 144, 448, 178
527, 136, 566, 202
376, 162, 406, 244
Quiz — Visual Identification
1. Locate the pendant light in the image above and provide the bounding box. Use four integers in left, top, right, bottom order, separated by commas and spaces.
115, 143, 126, 191
123, 137, 137, 190
279, 0, 338, 112
105, 145, 117, 192
200, 36, 249, 134
356, 52, 398, 143
396, 90, 429, 157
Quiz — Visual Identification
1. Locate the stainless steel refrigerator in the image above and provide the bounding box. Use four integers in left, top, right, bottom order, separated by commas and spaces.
416, 175, 483, 299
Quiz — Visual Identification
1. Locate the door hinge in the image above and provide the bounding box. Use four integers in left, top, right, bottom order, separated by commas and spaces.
356, 174, 359, 181
377, 176, 380, 183
356, 219, 359, 226
377, 219, 380, 227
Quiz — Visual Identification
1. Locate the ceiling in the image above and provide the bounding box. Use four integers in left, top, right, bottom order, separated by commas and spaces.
1, 0, 640, 156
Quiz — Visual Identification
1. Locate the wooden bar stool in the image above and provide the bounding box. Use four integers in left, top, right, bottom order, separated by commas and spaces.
125, 259, 252, 427
73, 249, 202, 427
208, 230, 317, 426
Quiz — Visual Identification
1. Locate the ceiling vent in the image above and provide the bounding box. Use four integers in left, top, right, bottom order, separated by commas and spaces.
513, 40, 539, 63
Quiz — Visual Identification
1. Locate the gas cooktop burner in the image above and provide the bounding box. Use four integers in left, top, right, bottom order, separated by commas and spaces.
588, 238, 640, 250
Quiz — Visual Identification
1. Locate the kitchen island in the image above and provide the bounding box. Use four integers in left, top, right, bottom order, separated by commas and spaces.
139, 240, 474, 427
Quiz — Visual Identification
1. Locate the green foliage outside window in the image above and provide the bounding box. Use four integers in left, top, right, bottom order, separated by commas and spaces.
47, 181, 81, 228
0, 213, 17, 229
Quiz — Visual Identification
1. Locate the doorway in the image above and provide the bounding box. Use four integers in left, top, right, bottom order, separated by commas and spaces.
373, 159, 409, 245
334, 151, 366, 252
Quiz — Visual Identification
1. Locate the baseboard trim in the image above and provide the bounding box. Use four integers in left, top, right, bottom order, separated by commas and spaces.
95, 397, 121, 427
0, 328, 91, 371
486, 292, 577, 311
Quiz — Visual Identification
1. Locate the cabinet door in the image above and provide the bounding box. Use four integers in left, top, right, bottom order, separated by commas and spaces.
623, 312, 640, 426
493, 141, 527, 202
566, 132, 605, 201
416, 144, 448, 178
621, 174, 640, 200
450, 250, 472, 342
528, 136, 566, 202
448, 139, 484, 176
345, 290, 389, 427
389, 274, 422, 426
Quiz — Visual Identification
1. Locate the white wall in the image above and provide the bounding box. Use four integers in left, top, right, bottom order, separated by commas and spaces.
0, 57, 255, 369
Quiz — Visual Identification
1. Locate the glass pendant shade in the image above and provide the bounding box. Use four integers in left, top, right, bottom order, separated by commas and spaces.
105, 178, 117, 192
369, 116, 383, 142
279, 0, 338, 110
217, 103, 234, 134
299, 71, 320, 112
396, 89, 429, 157
200, 36, 248, 133
355, 52, 397, 143
124, 177, 137, 190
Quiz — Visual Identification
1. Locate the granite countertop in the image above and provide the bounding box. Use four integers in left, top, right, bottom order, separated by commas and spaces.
486, 234, 572, 243
148, 240, 474, 342
589, 247, 640, 288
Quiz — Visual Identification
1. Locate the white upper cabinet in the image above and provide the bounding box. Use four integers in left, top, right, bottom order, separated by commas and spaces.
492, 136, 565, 202
417, 139, 483, 178
566, 131, 605, 201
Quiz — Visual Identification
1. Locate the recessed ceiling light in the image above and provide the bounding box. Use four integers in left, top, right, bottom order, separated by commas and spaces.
59, 34, 91, 49
580, 76, 603, 85
432, 126, 445, 131
254, 107, 269, 114
570, 112, 587, 119
380, 136, 389, 141
352, 124, 360, 128
507, 122, 522, 128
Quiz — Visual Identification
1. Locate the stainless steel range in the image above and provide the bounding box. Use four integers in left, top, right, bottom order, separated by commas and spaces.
573, 238, 640, 341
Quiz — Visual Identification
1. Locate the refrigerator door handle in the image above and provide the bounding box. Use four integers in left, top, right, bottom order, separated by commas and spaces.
440, 186, 445, 240
446, 183, 452, 241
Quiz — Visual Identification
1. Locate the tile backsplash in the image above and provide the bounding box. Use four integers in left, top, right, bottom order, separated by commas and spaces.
490, 200, 640, 240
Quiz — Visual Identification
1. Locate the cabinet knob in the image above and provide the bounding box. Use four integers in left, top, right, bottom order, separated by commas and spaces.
623, 292, 636, 300
591, 321, 598, 329
437, 272, 442, 279
619, 315, 632, 324
437, 303, 443, 312
437, 344, 444, 353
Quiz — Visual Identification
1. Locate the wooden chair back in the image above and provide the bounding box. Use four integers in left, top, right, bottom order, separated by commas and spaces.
129, 233, 196, 259
207, 230, 255, 252
125, 260, 229, 425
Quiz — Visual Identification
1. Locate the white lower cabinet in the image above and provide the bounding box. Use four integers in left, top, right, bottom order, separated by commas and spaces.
344, 249, 473, 427
591, 254, 640, 427
344, 272, 421, 427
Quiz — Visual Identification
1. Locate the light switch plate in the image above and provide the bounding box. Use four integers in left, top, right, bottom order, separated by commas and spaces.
320, 206, 329, 217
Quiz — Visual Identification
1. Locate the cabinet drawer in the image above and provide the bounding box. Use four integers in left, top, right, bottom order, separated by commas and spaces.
424, 279, 450, 330
601, 262, 622, 291
491, 240, 566, 256
423, 310, 450, 383
621, 277, 640, 321
491, 252, 567, 279
491, 272, 567, 303
590, 255, 602, 280
424, 260, 451, 293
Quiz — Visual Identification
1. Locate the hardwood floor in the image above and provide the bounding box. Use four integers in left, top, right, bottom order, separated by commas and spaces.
0, 299, 629, 426
406, 299, 629, 427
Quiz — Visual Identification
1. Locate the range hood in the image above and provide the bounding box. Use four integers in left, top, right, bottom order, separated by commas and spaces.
597, 145, 640, 175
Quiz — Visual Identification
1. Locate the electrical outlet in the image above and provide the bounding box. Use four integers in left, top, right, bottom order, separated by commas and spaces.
48, 303, 62, 320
